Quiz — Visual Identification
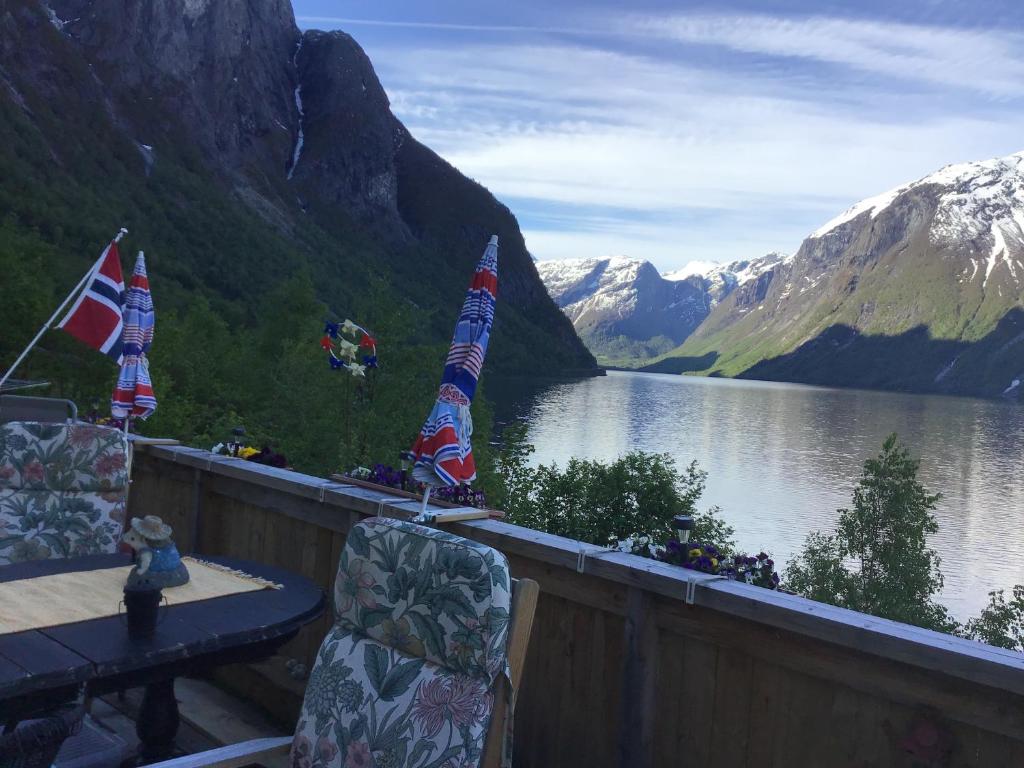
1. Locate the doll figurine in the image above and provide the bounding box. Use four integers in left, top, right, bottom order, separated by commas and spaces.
122, 515, 190, 588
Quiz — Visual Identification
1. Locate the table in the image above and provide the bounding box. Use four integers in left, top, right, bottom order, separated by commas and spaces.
0, 554, 325, 762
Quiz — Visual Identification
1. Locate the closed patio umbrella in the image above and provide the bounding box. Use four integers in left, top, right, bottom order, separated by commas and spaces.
111, 252, 156, 424
410, 235, 498, 511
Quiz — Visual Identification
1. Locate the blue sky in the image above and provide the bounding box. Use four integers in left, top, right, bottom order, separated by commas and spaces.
293, 1, 1024, 272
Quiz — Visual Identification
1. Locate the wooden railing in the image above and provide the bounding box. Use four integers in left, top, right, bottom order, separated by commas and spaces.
129, 444, 1024, 768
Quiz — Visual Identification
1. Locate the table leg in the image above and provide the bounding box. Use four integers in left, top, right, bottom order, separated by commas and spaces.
136, 678, 179, 764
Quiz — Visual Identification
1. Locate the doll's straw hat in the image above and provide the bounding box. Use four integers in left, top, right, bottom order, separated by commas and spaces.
131, 515, 172, 541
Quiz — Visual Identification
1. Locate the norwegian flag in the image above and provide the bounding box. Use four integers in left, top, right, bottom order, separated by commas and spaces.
57, 239, 125, 363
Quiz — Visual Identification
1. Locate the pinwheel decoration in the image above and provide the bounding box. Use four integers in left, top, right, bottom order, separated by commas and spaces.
320, 319, 378, 377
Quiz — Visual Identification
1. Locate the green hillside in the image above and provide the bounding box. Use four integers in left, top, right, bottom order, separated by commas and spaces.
0, 2, 595, 478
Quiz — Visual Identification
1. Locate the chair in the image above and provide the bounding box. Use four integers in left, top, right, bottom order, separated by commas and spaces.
146, 517, 539, 768
0, 421, 129, 564
0, 702, 84, 768
0, 395, 77, 424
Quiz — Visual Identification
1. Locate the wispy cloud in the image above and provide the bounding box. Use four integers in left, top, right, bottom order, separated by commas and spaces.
296, 5, 1024, 269
634, 14, 1024, 98
296, 16, 558, 34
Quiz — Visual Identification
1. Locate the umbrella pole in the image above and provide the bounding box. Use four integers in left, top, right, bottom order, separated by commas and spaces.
123, 415, 134, 477
419, 486, 432, 516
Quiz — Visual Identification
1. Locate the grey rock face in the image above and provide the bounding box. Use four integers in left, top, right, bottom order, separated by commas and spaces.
291, 30, 407, 231
50, 0, 300, 181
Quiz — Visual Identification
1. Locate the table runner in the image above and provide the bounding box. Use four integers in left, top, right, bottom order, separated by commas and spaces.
0, 558, 281, 636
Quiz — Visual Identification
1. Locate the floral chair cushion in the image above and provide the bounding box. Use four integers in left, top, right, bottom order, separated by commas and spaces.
0, 422, 128, 565
335, 517, 512, 685
292, 625, 495, 768
0, 489, 125, 564
0, 422, 128, 492
293, 518, 514, 768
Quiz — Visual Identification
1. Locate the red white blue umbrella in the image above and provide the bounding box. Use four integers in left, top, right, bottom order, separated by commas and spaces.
411, 236, 498, 505
111, 252, 157, 421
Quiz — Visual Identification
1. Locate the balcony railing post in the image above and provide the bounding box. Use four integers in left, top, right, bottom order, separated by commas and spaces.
618, 586, 658, 768
189, 467, 203, 555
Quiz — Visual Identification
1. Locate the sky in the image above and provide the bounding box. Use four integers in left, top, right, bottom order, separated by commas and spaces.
292, 1, 1024, 272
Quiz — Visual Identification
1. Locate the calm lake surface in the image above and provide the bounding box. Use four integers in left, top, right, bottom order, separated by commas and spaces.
493, 370, 1024, 621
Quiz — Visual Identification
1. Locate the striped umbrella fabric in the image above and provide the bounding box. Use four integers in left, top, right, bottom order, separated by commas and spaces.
111, 252, 157, 420
411, 235, 498, 487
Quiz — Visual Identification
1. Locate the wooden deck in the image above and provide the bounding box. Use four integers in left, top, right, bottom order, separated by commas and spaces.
129, 444, 1024, 767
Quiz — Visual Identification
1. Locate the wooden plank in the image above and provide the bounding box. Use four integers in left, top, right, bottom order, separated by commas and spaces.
204, 476, 353, 535
592, 608, 623, 764
709, 645, 754, 765
188, 467, 203, 555
745, 659, 782, 767
653, 631, 683, 768
618, 587, 658, 768
562, 602, 595, 767
174, 678, 288, 747
784, 673, 838, 764
505, 551, 628, 617
769, 667, 800, 767
957, 727, 1018, 768
675, 632, 718, 764
655, 600, 1024, 742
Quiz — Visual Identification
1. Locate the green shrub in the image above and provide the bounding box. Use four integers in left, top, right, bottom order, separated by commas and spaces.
496, 425, 708, 548
785, 434, 958, 633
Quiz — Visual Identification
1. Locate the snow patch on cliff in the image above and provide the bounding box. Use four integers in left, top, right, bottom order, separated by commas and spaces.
183, 0, 211, 20
287, 38, 305, 181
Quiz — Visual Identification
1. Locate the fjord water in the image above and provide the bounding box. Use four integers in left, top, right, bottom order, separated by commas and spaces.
496, 370, 1024, 621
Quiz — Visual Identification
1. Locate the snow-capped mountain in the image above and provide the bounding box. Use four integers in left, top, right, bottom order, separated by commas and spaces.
536, 257, 709, 363
651, 150, 1024, 399
666, 253, 792, 307
536, 253, 791, 364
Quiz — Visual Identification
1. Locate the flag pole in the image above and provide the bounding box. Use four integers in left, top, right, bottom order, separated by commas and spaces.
0, 228, 128, 391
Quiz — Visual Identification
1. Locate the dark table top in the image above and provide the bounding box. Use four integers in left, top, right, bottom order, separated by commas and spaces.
0, 554, 325, 717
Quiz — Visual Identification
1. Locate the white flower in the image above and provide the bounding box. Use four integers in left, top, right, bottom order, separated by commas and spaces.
349, 364, 366, 378
338, 340, 358, 360
341, 319, 359, 335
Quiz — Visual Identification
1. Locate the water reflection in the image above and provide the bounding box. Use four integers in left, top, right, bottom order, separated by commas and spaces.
493, 371, 1024, 620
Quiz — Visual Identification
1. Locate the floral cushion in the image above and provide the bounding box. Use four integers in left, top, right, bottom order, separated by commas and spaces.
292, 625, 495, 768
335, 517, 512, 684
292, 518, 513, 768
0, 489, 126, 564
0, 422, 128, 564
0, 422, 128, 492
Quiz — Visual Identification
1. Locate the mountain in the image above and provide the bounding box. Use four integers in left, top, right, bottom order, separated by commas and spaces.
536, 257, 708, 363
537, 253, 787, 364
646, 151, 1024, 400
0, 0, 595, 381
685, 252, 792, 307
